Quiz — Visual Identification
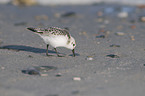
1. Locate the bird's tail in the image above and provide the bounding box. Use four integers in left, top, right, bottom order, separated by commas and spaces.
27, 27, 37, 32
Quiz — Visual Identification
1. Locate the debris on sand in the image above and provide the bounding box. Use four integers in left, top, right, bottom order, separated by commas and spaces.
86, 56, 94, 61
110, 44, 120, 47
55, 73, 62, 77
96, 35, 105, 38
61, 12, 76, 17
115, 32, 125, 36
73, 77, 81, 81
118, 12, 128, 18
139, 16, 145, 22
1, 67, 5, 70
106, 54, 120, 58
130, 35, 135, 41
22, 66, 57, 76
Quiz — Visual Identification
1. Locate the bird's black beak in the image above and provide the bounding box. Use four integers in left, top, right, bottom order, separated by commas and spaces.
72, 49, 75, 57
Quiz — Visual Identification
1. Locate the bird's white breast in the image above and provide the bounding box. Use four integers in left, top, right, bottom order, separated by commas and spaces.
40, 35, 68, 48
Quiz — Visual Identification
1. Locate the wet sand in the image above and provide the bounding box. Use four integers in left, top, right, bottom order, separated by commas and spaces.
0, 3, 145, 96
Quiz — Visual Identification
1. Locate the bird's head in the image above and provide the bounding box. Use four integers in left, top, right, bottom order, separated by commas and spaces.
66, 37, 76, 50
66, 37, 76, 57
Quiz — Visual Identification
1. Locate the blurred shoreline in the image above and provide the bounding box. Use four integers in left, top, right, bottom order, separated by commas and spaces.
1, 0, 145, 6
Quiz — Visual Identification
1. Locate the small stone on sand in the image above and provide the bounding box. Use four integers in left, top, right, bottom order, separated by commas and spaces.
118, 12, 128, 18
73, 77, 81, 81
86, 56, 94, 60
115, 32, 125, 36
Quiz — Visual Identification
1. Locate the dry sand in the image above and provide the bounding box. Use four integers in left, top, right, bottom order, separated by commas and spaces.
0, 3, 145, 96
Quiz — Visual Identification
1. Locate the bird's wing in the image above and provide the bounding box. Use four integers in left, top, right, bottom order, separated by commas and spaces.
47, 27, 71, 39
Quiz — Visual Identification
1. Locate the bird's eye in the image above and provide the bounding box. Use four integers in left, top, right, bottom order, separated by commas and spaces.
73, 44, 75, 46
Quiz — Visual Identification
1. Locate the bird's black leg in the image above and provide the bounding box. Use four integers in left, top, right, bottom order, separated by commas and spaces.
46, 44, 49, 56
54, 48, 60, 57
72, 49, 75, 57
54, 48, 64, 57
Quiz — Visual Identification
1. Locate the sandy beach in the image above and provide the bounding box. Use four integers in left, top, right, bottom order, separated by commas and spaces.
0, 3, 145, 96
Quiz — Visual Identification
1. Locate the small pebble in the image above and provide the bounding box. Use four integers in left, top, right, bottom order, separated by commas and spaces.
96, 42, 100, 44
97, 11, 103, 16
106, 54, 120, 58
130, 25, 136, 29
79, 31, 88, 38
104, 20, 109, 24
79, 31, 87, 36
105, 31, 111, 37
40, 74, 48, 76
97, 18, 103, 22
86, 56, 94, 60
54, 13, 61, 18
139, 16, 145, 22
73, 77, 81, 81
1, 67, 5, 70
130, 35, 135, 41
115, 32, 125, 36
117, 12, 128, 18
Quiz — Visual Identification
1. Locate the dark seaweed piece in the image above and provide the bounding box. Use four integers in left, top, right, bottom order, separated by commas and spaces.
61, 12, 76, 17
22, 68, 40, 75
110, 44, 120, 47
55, 73, 62, 77
96, 35, 105, 38
106, 54, 120, 58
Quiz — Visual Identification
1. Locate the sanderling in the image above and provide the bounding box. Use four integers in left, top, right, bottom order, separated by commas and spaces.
27, 27, 76, 57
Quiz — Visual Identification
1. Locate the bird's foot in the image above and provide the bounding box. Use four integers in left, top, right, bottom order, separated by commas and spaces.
46, 54, 53, 57
57, 54, 65, 57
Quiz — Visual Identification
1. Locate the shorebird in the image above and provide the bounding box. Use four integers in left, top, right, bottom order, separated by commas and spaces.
27, 27, 76, 57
